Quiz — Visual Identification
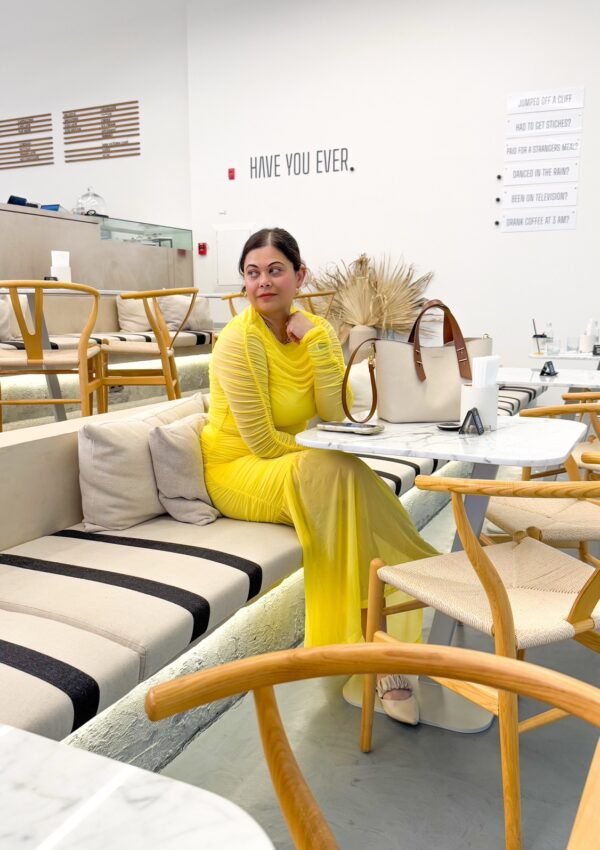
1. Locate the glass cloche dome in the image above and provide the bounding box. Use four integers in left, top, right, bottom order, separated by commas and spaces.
75, 186, 108, 217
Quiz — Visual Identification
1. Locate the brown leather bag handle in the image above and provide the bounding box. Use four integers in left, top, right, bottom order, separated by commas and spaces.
341, 339, 378, 423
407, 299, 472, 382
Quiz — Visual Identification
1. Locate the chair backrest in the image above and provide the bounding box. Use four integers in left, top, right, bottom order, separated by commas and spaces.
415, 475, 600, 658
521, 404, 600, 480
118, 287, 198, 351
0, 280, 99, 364
221, 289, 337, 319
145, 642, 600, 850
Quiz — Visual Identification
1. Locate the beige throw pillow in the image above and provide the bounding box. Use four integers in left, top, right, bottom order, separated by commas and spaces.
157, 294, 212, 332
0, 296, 10, 339
0, 293, 33, 339
116, 296, 151, 333
148, 413, 220, 525
78, 394, 205, 531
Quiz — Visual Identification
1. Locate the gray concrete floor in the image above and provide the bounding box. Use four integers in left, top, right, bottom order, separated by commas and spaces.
162, 500, 600, 849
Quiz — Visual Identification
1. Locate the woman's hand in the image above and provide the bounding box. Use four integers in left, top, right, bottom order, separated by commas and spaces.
286, 312, 315, 343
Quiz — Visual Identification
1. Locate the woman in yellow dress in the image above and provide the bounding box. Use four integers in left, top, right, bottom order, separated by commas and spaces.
201, 228, 436, 722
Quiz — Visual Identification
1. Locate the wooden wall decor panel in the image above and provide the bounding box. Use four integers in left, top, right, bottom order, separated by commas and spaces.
62, 100, 141, 163
0, 132, 54, 171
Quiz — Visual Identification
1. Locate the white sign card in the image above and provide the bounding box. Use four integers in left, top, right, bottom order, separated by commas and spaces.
505, 110, 583, 138
504, 134, 581, 161
500, 209, 577, 232
503, 159, 579, 185
501, 183, 577, 208
507, 87, 584, 114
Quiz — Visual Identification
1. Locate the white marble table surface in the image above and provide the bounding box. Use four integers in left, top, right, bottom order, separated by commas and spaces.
497, 366, 600, 388
0, 724, 274, 850
296, 415, 586, 467
529, 351, 600, 361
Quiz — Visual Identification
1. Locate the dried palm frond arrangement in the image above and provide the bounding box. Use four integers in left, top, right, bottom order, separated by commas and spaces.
306, 254, 433, 344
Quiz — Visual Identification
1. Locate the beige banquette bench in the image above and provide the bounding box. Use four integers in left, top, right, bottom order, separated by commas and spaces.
0, 383, 544, 765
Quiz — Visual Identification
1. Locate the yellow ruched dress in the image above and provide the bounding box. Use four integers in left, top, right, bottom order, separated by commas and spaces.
201, 306, 436, 647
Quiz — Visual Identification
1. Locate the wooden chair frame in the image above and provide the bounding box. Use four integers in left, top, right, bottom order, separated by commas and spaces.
221, 289, 337, 319
0, 280, 105, 430
146, 642, 600, 850
563, 393, 600, 481
517, 403, 600, 482
483, 404, 600, 568
361, 474, 600, 850
101, 287, 199, 407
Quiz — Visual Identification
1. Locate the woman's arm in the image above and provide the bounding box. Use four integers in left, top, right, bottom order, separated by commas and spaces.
301, 317, 352, 421
213, 325, 304, 458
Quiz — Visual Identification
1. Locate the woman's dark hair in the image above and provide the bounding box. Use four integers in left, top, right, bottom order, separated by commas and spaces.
238, 228, 304, 275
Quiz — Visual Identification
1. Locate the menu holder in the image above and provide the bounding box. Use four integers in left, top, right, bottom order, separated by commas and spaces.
459, 407, 485, 436
540, 361, 558, 377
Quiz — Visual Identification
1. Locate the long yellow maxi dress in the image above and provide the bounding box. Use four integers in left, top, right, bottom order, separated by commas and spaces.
201, 306, 436, 647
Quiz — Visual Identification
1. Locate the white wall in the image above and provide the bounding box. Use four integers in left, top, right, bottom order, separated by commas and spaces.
0, 0, 191, 228
186, 0, 600, 361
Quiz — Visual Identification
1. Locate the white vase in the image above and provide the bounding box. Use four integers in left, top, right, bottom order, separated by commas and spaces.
347, 324, 377, 362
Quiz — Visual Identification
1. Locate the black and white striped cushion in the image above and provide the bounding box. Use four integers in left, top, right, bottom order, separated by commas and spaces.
497, 384, 546, 416
0, 330, 213, 352
90, 330, 213, 347
0, 510, 302, 737
0, 610, 139, 740
359, 455, 442, 497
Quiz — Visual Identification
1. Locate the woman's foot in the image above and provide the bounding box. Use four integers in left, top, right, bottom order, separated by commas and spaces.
376, 674, 420, 725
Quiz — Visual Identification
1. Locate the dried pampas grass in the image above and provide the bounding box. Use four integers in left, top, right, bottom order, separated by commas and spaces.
307, 254, 433, 343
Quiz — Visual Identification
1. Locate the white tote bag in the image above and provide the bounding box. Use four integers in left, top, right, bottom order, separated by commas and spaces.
342, 300, 492, 423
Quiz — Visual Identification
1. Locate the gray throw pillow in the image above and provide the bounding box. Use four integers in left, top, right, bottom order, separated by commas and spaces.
148, 413, 220, 525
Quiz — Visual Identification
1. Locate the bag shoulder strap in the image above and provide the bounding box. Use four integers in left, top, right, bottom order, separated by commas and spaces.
407, 300, 472, 382
341, 339, 377, 423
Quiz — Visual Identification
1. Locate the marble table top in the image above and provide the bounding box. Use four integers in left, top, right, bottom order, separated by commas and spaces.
529, 351, 600, 361
497, 367, 600, 388
296, 416, 587, 466
0, 724, 274, 850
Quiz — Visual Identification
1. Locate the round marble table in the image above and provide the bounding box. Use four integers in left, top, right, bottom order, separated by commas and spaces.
0, 724, 274, 849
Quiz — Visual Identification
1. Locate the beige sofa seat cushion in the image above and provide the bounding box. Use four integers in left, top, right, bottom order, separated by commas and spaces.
486, 496, 600, 542
0, 516, 302, 680
0, 610, 139, 740
378, 537, 600, 649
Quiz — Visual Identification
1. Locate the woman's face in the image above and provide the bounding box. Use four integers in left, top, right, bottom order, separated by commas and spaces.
243, 246, 305, 318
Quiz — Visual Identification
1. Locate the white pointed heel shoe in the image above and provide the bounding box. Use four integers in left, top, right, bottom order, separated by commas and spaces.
376, 674, 420, 726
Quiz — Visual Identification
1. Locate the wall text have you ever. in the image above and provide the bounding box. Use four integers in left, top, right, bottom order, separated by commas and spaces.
249, 148, 351, 179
